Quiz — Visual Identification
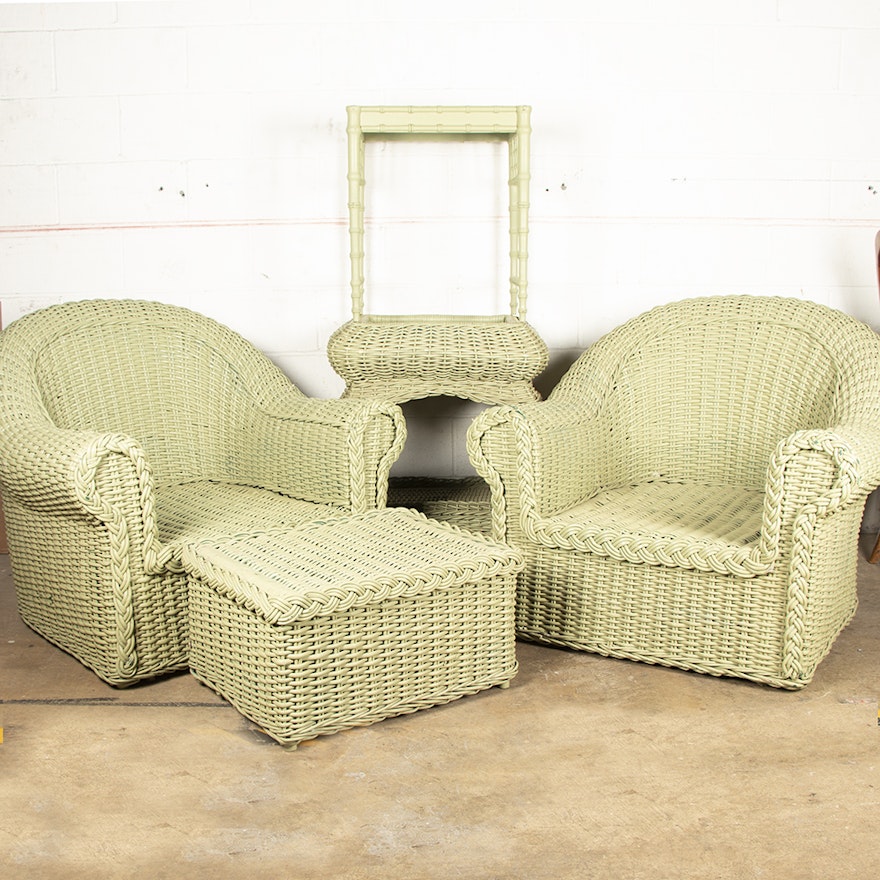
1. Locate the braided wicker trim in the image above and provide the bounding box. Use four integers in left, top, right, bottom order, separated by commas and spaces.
182, 509, 522, 625
72, 433, 160, 679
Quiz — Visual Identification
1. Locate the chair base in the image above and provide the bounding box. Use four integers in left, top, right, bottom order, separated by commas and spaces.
516, 629, 812, 690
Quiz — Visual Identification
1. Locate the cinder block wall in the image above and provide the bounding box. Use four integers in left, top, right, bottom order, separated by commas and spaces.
1, 2, 879, 507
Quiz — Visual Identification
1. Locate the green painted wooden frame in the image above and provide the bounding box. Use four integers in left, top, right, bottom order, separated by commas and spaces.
346, 104, 532, 321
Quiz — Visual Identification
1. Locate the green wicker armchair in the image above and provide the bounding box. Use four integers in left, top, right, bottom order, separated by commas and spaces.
0, 299, 405, 686
467, 296, 880, 688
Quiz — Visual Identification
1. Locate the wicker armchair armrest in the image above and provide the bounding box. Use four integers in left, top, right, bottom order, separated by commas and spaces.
235, 397, 406, 512
758, 424, 880, 559
0, 423, 147, 513
471, 406, 880, 569
830, 424, 880, 494
468, 401, 608, 540
0, 423, 167, 567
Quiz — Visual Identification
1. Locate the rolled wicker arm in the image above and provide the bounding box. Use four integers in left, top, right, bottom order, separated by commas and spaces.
0, 422, 167, 562
0, 425, 169, 679
757, 425, 880, 682
0, 423, 153, 517
759, 425, 880, 557
235, 397, 406, 512
467, 401, 606, 541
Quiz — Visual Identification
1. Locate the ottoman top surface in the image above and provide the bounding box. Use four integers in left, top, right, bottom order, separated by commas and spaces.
181, 508, 522, 625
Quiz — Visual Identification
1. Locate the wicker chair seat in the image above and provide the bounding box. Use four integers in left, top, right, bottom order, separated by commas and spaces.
154, 482, 347, 556
535, 481, 767, 576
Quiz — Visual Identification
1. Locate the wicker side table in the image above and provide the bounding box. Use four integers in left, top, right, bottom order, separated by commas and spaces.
329, 105, 548, 529
328, 105, 548, 405
182, 508, 522, 747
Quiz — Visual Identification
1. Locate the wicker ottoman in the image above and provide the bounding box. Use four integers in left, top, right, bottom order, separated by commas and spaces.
181, 508, 522, 747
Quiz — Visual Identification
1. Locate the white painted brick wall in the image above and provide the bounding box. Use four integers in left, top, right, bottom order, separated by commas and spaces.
1, 1, 879, 522
54, 26, 187, 94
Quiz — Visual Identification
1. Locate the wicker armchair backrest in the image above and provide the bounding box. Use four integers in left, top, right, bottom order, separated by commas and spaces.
549, 296, 880, 489
1, 299, 302, 489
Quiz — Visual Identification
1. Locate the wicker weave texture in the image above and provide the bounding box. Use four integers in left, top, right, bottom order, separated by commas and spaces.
388, 475, 493, 533
0, 299, 406, 686
328, 316, 548, 404
468, 295, 880, 688
183, 509, 522, 746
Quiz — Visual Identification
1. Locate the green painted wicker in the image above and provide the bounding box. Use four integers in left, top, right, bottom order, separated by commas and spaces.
327, 105, 548, 405
388, 475, 492, 534
329, 315, 548, 405
467, 295, 880, 689
0, 299, 406, 686
182, 508, 522, 747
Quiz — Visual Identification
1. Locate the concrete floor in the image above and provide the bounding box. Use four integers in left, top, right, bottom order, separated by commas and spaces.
1, 542, 878, 880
